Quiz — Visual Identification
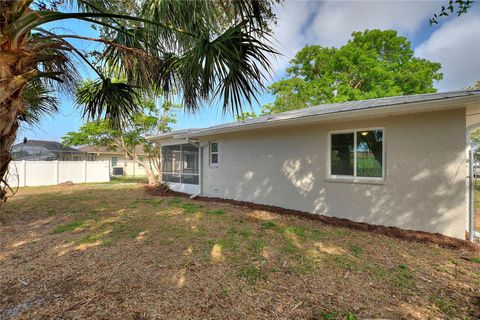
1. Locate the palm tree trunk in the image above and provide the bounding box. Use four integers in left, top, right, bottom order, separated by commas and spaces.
0, 56, 24, 201
0, 99, 20, 201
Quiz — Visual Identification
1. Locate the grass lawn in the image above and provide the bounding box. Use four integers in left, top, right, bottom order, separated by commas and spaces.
107, 176, 151, 184
1, 184, 479, 319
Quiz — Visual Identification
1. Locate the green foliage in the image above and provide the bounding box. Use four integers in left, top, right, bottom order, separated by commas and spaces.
180, 202, 203, 213
62, 96, 177, 183
75, 79, 141, 129
393, 264, 415, 290
431, 295, 458, 315
468, 257, 480, 263
283, 226, 306, 238
1, 1, 279, 201
52, 221, 84, 234
261, 220, 277, 229
236, 111, 257, 121
63, 95, 176, 149
20, 80, 59, 125
324, 255, 358, 271
309, 229, 328, 240
249, 239, 267, 253
263, 29, 443, 114
146, 199, 163, 207
350, 246, 364, 256
319, 310, 357, 320
207, 209, 226, 215
470, 128, 480, 152
4, 0, 279, 123
238, 265, 268, 284
109, 176, 149, 184
168, 197, 183, 205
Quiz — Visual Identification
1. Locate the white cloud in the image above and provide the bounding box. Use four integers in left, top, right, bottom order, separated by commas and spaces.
270, 1, 320, 76
270, 0, 441, 76
310, 1, 440, 48
270, 1, 480, 92
415, 8, 480, 91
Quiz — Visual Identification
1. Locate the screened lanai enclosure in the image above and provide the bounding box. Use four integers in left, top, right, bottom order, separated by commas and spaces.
11, 140, 92, 161
161, 143, 200, 194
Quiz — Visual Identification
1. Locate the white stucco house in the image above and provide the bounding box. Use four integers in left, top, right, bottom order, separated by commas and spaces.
79, 145, 158, 177
148, 90, 480, 240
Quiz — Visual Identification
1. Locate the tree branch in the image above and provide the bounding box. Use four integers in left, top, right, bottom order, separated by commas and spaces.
56, 34, 153, 58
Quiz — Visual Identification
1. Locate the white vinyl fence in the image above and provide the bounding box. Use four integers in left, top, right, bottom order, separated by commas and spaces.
6, 161, 110, 187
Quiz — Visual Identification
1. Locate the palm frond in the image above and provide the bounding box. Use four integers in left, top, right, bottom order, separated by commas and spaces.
75, 78, 142, 128
100, 5, 277, 116
217, 0, 273, 31
177, 22, 277, 114
27, 32, 81, 94
20, 80, 59, 125
141, 0, 215, 43
4, 0, 278, 127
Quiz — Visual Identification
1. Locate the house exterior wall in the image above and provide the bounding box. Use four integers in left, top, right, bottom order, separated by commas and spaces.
93, 154, 158, 176
198, 108, 467, 239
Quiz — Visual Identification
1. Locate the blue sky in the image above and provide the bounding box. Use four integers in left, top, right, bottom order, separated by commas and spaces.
19, 1, 480, 142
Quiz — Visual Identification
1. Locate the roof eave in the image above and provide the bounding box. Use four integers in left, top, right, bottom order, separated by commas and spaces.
146, 131, 193, 142
188, 96, 476, 138
148, 94, 479, 142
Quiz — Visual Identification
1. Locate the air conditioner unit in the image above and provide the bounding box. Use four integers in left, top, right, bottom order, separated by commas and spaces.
112, 167, 124, 176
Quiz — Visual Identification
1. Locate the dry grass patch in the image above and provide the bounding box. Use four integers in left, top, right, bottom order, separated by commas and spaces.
0, 183, 479, 319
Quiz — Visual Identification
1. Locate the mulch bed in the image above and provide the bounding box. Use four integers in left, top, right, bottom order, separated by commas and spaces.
146, 184, 191, 198
146, 186, 478, 251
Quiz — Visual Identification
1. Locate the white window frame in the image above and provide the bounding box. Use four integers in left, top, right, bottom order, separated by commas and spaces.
111, 156, 118, 167
209, 141, 219, 167
326, 127, 385, 184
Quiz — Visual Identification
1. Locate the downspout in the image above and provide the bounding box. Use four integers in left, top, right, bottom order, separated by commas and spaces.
468, 149, 474, 242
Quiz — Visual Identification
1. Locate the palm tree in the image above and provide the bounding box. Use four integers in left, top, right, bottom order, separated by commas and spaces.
0, 0, 278, 201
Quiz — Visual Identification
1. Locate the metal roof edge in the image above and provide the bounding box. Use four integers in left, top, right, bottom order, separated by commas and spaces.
147, 90, 480, 141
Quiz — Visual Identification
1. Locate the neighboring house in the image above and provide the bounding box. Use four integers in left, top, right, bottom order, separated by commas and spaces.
12, 140, 92, 161
149, 90, 480, 240
79, 145, 158, 176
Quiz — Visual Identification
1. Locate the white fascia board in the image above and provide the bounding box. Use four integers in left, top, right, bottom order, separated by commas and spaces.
147, 133, 191, 143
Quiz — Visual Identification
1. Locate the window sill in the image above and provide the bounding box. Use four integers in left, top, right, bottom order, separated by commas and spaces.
325, 177, 386, 185
209, 164, 219, 169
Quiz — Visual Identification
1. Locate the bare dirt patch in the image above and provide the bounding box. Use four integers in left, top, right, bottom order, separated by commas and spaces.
1, 184, 479, 319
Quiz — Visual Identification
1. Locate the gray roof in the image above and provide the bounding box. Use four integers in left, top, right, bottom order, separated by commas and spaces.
12, 140, 82, 153
78, 145, 148, 155
11, 140, 85, 161
149, 90, 480, 140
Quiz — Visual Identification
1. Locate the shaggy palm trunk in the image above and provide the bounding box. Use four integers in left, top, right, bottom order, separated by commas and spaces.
0, 108, 19, 201
0, 58, 24, 201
